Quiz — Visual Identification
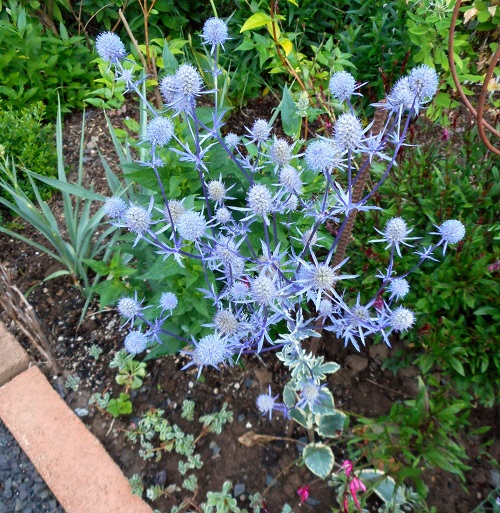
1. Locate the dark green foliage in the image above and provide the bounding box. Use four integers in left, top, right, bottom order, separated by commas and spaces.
0, 102, 57, 202
351, 376, 473, 496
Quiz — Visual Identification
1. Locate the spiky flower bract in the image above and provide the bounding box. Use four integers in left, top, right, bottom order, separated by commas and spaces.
146, 117, 174, 147
95, 32, 126, 63
201, 17, 229, 48
124, 330, 148, 354
256, 387, 277, 420
386, 77, 414, 112
215, 206, 232, 224
159, 75, 176, 105
296, 378, 328, 410
104, 197, 127, 219
176, 210, 207, 241
408, 65, 439, 101
329, 71, 357, 102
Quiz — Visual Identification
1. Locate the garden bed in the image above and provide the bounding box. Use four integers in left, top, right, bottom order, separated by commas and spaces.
0, 99, 498, 513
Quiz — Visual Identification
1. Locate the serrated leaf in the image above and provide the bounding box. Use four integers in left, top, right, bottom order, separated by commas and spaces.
303, 443, 334, 478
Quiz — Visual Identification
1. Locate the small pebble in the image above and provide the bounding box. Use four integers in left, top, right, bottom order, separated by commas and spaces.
234, 483, 245, 496
245, 422, 252, 428
74, 408, 89, 417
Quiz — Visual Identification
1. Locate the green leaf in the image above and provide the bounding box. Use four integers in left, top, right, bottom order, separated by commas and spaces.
315, 411, 346, 437
303, 443, 334, 479
280, 85, 300, 137
240, 13, 272, 32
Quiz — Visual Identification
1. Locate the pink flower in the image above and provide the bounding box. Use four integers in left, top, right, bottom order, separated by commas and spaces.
340, 460, 366, 511
297, 484, 310, 505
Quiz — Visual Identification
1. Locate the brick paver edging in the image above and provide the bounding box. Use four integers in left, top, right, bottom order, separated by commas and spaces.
0, 322, 153, 513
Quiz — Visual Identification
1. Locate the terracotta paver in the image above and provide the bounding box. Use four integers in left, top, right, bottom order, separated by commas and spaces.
0, 321, 30, 386
0, 366, 153, 513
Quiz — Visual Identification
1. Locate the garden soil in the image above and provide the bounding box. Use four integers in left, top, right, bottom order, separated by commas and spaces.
0, 96, 498, 513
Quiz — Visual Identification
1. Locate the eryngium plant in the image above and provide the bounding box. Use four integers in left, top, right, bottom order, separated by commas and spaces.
94, 20, 465, 478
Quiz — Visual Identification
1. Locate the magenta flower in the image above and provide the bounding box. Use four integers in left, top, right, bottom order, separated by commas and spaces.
341, 460, 366, 512
297, 484, 310, 505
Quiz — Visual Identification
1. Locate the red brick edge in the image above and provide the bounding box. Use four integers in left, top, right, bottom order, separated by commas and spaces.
0, 323, 153, 513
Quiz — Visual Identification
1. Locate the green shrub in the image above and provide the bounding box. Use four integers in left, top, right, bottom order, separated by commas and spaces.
0, 1, 97, 116
0, 102, 57, 202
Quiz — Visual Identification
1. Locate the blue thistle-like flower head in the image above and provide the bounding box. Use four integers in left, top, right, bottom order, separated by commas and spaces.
431, 219, 465, 254
387, 278, 410, 301
117, 296, 143, 325
95, 32, 126, 63
387, 77, 414, 111
159, 292, 178, 312
296, 378, 328, 410
124, 205, 152, 235
159, 75, 176, 105
248, 119, 271, 144
104, 197, 127, 219
146, 116, 174, 147
124, 330, 149, 354
251, 273, 278, 306
408, 65, 439, 101
304, 140, 337, 173
182, 334, 231, 377
279, 165, 302, 194
247, 184, 273, 217
390, 306, 415, 332
174, 64, 203, 100
201, 17, 229, 48
176, 210, 207, 241
333, 113, 364, 153
329, 71, 357, 102
224, 132, 239, 148
215, 206, 232, 224
269, 137, 291, 168
435, 220, 465, 244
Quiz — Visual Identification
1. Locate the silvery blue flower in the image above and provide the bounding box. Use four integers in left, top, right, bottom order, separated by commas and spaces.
251, 273, 278, 306
329, 71, 357, 102
176, 210, 207, 241
247, 184, 273, 217
256, 386, 288, 420
247, 119, 271, 144
159, 75, 176, 105
387, 278, 410, 301
146, 116, 174, 147
214, 206, 232, 224
117, 294, 144, 326
408, 65, 439, 102
390, 306, 415, 332
124, 330, 149, 354
124, 204, 152, 236
370, 217, 419, 258
95, 32, 126, 63
304, 140, 337, 173
224, 132, 239, 148
296, 378, 329, 410
269, 137, 292, 168
278, 165, 302, 194
430, 219, 465, 254
333, 113, 364, 153
174, 64, 203, 100
181, 334, 231, 377
160, 292, 178, 312
104, 197, 127, 219
201, 17, 229, 50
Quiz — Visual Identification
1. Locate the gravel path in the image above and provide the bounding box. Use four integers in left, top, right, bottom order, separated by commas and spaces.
0, 419, 66, 513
